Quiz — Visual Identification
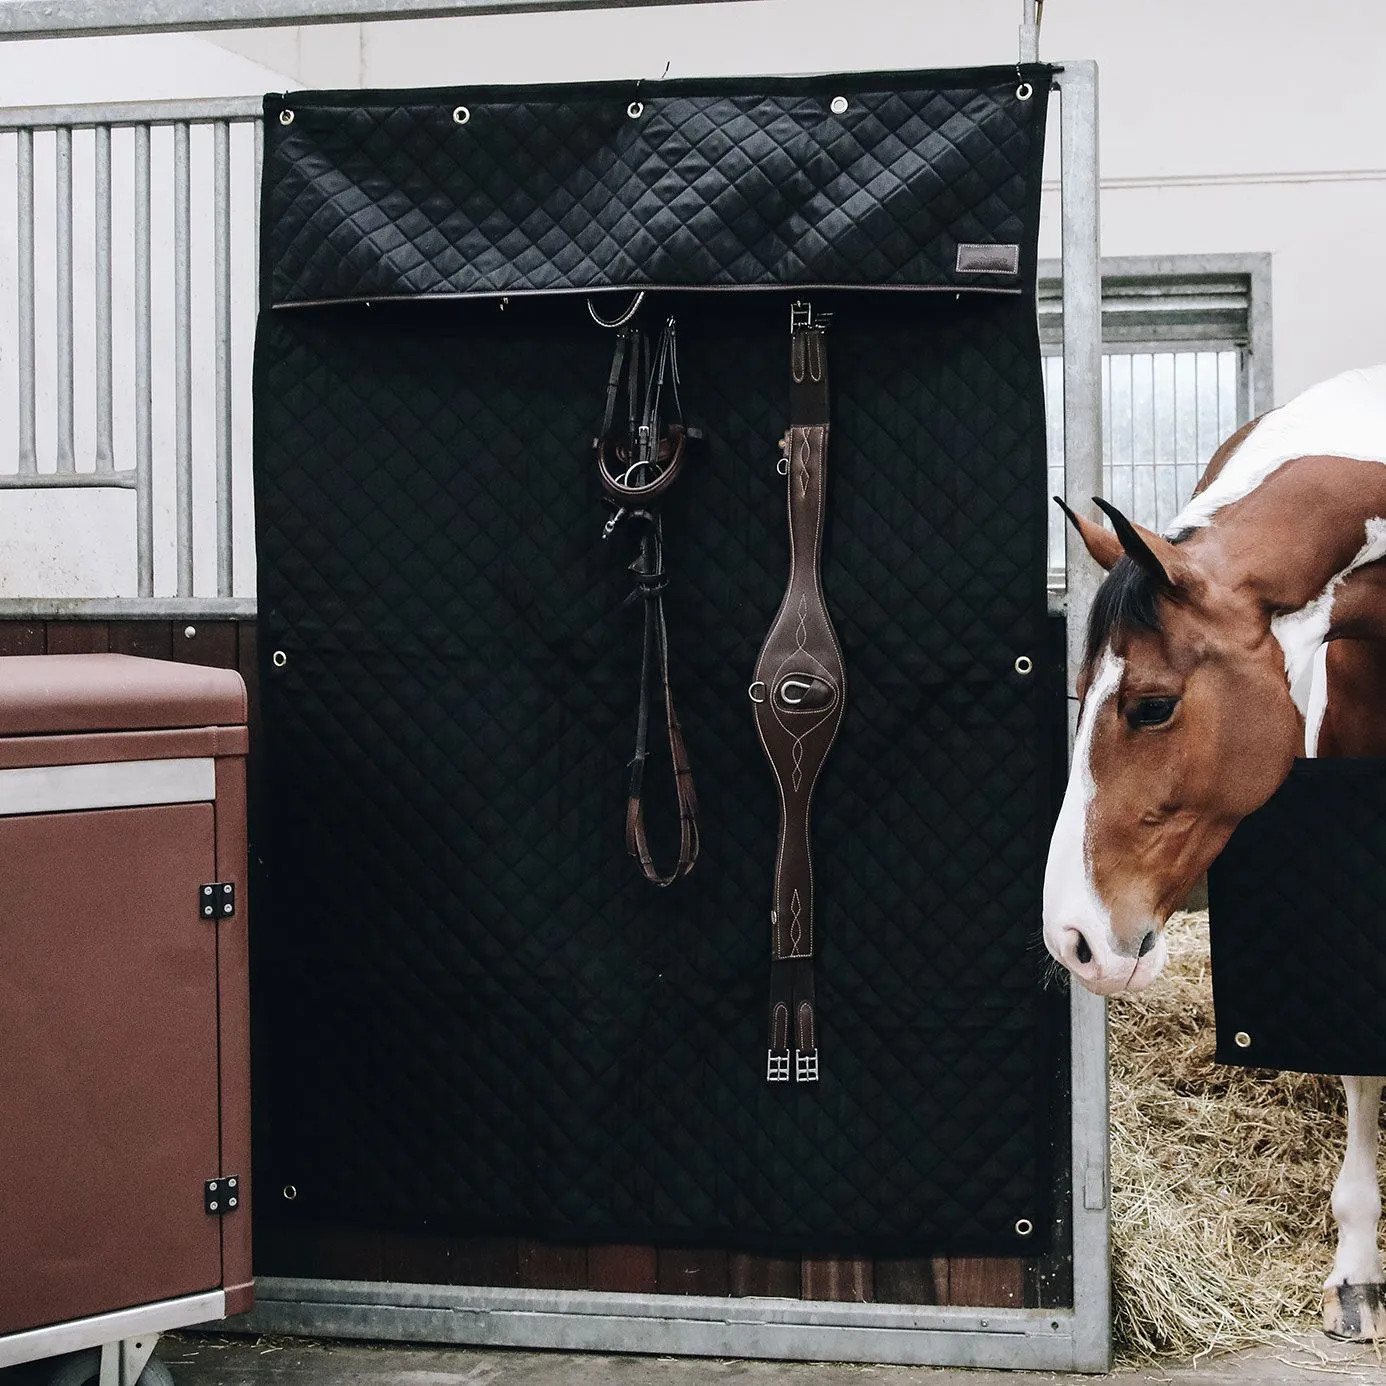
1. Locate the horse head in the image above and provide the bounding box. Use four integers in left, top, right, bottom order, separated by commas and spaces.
1042, 498, 1302, 994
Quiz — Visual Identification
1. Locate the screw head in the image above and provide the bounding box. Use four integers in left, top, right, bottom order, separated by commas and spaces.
184, 625, 196, 639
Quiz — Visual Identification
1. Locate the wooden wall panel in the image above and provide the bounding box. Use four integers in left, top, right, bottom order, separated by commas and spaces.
657, 1248, 729, 1297
587, 1244, 658, 1293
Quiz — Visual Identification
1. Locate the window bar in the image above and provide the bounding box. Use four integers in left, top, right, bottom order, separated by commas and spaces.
55, 125, 75, 472
174, 119, 193, 597
94, 123, 113, 471
17, 128, 37, 475
214, 119, 233, 597
135, 123, 153, 596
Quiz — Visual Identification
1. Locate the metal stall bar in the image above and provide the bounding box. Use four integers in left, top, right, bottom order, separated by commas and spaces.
174, 119, 194, 597
1058, 59, 1111, 1375
135, 122, 155, 595
54, 125, 75, 472
231, 61, 1111, 1376
16, 129, 37, 476
94, 124, 114, 470
215, 120, 234, 596
0, 0, 751, 39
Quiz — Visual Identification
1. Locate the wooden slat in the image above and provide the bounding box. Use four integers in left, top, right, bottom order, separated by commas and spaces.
109, 619, 173, 660
728, 1252, 800, 1298
801, 1255, 873, 1302
377, 1231, 519, 1287
173, 619, 238, 669
657, 1248, 729, 1297
946, 1256, 1024, 1307
45, 621, 109, 654
0, 622, 44, 655
874, 1256, 946, 1304
587, 1243, 658, 1293
517, 1239, 587, 1290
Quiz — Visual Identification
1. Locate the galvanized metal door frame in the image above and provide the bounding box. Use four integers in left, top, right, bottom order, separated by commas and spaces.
226, 60, 1111, 1373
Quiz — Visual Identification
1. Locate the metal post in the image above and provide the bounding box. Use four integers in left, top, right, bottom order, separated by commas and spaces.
55, 125, 75, 472
214, 119, 234, 597
0, 0, 750, 40
1018, 0, 1040, 63
94, 123, 114, 471
1058, 59, 1112, 1374
174, 120, 193, 597
135, 123, 154, 596
16, 129, 37, 475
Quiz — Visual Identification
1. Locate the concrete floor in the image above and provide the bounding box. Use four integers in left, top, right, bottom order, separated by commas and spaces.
7, 1333, 1386, 1385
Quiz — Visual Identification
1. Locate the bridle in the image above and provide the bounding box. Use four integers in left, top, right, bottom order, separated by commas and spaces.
594, 311, 701, 886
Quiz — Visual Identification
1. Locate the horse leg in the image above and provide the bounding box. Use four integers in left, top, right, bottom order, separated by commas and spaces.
1323, 1075, 1386, 1340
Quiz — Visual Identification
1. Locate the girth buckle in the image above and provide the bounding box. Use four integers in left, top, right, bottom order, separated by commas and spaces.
766, 1049, 791, 1083
795, 1048, 820, 1084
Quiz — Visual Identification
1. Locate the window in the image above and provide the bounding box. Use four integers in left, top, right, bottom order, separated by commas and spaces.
1039, 254, 1272, 574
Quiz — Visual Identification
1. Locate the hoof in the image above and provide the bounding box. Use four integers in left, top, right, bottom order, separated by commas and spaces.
1323, 1283, 1386, 1341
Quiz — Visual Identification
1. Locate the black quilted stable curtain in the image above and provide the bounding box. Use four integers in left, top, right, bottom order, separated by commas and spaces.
1210, 758, 1386, 1076
253, 67, 1059, 1254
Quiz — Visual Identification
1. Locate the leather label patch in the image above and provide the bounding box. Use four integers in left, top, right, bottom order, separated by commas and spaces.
955, 243, 1020, 275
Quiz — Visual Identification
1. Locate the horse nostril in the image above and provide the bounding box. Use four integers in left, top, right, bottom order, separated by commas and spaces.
1075, 933, 1092, 965
1138, 930, 1157, 958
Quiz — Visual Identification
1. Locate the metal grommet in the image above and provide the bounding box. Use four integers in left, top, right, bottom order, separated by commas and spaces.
282, 1184, 298, 1201
1234, 1031, 1252, 1049
829, 95, 849, 115
1016, 81, 1034, 101
278, 109, 295, 126
748, 680, 767, 704
1014, 654, 1034, 676
452, 105, 470, 126
1015, 1217, 1034, 1237
627, 101, 644, 119
184, 625, 196, 639
272, 649, 288, 668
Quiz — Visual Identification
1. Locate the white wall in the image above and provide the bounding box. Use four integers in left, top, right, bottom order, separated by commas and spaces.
3, 2, 1385, 598
215, 0, 1386, 402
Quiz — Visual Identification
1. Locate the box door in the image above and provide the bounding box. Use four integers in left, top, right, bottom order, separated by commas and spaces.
0, 803, 222, 1334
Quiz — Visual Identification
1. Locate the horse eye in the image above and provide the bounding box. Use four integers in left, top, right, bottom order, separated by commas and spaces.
1127, 696, 1178, 729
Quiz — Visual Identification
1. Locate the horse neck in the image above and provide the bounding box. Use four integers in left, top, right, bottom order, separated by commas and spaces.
1185, 456, 1386, 707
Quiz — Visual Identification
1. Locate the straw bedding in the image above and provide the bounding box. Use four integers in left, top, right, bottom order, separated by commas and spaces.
1109, 909, 1372, 1362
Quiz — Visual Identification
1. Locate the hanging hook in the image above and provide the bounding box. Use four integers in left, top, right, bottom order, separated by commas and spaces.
588, 291, 646, 330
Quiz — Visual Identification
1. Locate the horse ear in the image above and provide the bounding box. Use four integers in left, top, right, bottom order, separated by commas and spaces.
1053, 496, 1123, 571
1092, 497, 1188, 591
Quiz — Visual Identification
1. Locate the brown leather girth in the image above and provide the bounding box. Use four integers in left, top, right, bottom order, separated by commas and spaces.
750, 302, 845, 1083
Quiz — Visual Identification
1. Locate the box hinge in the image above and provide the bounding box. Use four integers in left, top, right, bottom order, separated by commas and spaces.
200, 882, 235, 920
205, 1176, 242, 1215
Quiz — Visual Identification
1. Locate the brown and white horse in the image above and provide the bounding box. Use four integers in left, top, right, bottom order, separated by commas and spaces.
1043, 363, 1386, 1340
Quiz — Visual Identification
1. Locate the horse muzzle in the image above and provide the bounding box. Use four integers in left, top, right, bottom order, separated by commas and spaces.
1044, 918, 1168, 995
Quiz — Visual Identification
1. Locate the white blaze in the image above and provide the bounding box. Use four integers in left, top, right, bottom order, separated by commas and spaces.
1043, 648, 1123, 949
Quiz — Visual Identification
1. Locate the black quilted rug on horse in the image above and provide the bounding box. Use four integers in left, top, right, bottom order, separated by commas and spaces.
252, 67, 1060, 1254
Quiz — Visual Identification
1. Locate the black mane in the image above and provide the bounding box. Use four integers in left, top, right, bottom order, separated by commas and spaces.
1082, 527, 1194, 671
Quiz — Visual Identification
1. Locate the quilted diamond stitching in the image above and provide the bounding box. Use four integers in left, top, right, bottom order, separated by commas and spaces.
262, 69, 1050, 305
253, 284, 1057, 1252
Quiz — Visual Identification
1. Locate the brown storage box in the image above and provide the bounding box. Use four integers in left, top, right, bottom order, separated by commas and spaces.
0, 654, 253, 1349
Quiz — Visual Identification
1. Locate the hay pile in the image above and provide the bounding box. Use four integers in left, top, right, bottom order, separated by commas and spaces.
1109, 909, 1364, 1361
